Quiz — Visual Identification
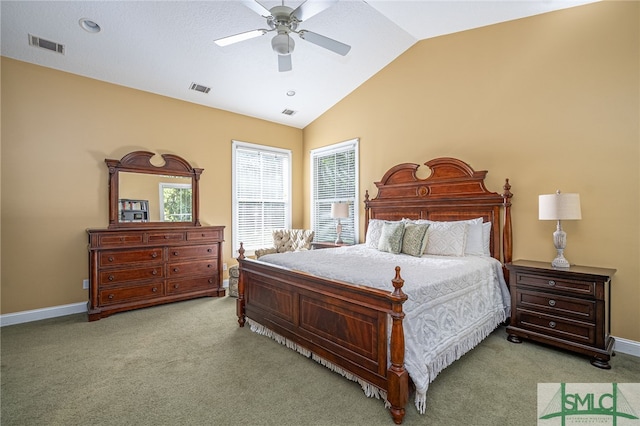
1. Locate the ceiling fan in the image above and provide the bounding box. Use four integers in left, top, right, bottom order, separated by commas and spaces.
214, 0, 351, 72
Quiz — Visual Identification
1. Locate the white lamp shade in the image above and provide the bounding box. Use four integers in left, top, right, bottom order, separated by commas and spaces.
331, 202, 349, 219
539, 192, 582, 220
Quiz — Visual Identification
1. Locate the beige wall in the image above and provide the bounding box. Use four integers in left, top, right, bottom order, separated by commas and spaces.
1, 1, 638, 342
0, 57, 303, 313
303, 1, 639, 341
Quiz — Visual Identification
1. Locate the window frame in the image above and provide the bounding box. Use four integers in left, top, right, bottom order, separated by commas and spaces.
310, 138, 359, 245
232, 140, 292, 256
159, 182, 193, 222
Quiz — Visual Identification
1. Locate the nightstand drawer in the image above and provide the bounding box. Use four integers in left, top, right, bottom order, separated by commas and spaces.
515, 272, 595, 297
517, 289, 595, 322
516, 310, 595, 345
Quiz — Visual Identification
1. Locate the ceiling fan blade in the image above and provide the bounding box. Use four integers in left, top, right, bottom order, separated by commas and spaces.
278, 54, 292, 72
291, 0, 338, 21
241, 0, 271, 17
298, 30, 351, 56
214, 29, 268, 47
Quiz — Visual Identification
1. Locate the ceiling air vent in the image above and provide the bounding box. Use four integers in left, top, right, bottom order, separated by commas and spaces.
28, 34, 64, 54
281, 109, 297, 116
189, 83, 211, 94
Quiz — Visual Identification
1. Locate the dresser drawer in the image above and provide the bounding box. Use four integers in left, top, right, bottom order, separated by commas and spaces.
99, 266, 164, 285
99, 282, 164, 305
99, 248, 164, 267
98, 233, 144, 247
169, 244, 218, 260
187, 229, 222, 242
147, 232, 185, 243
167, 276, 217, 295
515, 272, 595, 297
168, 260, 217, 277
516, 310, 595, 345
516, 289, 595, 323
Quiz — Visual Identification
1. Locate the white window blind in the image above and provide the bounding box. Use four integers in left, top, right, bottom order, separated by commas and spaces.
311, 139, 359, 244
233, 141, 291, 255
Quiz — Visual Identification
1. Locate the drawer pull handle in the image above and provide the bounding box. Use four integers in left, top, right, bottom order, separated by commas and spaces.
208, 278, 213, 284
548, 280, 556, 287
164, 235, 169, 239
108, 256, 114, 262
151, 252, 158, 258
202, 233, 206, 237
173, 251, 179, 256
173, 268, 179, 273
174, 284, 179, 289
549, 321, 556, 328
151, 270, 158, 276
207, 248, 212, 253
548, 300, 556, 307
207, 264, 212, 268
108, 294, 114, 299
152, 287, 158, 293
108, 275, 114, 281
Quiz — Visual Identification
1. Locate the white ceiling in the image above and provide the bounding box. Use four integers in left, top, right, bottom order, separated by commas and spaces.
1, 0, 596, 128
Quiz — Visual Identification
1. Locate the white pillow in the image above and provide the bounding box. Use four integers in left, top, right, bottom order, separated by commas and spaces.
482, 222, 492, 257
464, 221, 485, 256
365, 219, 385, 248
425, 222, 468, 256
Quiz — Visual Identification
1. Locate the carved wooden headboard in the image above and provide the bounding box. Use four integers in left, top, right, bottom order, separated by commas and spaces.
364, 157, 513, 264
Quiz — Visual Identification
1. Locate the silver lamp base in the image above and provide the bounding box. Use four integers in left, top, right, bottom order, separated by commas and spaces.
551, 221, 571, 268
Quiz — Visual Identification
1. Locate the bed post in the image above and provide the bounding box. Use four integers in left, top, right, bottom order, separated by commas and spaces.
502, 179, 513, 279
364, 190, 371, 238
388, 266, 408, 424
236, 242, 246, 328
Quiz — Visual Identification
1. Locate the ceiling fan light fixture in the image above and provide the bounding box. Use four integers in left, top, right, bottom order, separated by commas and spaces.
271, 32, 294, 55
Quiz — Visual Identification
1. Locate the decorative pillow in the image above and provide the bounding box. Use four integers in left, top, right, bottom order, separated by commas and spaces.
482, 222, 492, 257
377, 221, 405, 254
425, 222, 468, 256
401, 223, 429, 257
365, 219, 385, 248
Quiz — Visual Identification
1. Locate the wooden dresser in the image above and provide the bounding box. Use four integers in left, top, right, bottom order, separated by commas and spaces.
506, 260, 615, 368
87, 225, 225, 321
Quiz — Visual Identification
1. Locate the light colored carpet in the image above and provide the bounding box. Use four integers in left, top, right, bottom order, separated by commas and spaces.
2, 296, 638, 425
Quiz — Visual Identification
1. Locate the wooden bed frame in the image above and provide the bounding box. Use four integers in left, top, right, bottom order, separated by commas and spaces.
236, 157, 513, 424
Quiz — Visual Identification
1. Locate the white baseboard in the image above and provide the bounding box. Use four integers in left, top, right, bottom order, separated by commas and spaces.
613, 335, 640, 358
0, 302, 87, 327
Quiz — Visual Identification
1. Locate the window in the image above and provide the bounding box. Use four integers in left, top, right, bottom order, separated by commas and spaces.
232, 141, 291, 255
159, 183, 192, 222
311, 139, 359, 244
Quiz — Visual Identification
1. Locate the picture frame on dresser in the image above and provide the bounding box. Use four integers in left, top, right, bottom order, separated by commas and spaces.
86, 151, 225, 321
506, 259, 616, 369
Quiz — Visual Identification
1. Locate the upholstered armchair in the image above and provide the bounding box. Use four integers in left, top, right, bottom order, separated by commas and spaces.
228, 229, 314, 297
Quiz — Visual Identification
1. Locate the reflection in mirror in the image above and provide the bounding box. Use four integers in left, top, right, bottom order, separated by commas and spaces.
119, 172, 192, 222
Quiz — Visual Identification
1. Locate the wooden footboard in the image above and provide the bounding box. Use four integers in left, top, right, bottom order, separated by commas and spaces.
236, 245, 409, 424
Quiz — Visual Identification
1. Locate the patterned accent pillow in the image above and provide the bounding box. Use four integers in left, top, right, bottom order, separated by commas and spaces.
425, 222, 468, 256
365, 219, 385, 248
401, 223, 430, 257
377, 221, 405, 254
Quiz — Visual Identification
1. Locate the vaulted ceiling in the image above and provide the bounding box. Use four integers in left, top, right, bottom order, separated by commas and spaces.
1, 1, 596, 128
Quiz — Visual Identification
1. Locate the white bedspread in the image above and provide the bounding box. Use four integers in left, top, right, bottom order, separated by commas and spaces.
255, 244, 510, 413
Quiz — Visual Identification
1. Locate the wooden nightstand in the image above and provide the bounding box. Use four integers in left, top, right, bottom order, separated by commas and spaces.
506, 260, 616, 369
311, 242, 350, 250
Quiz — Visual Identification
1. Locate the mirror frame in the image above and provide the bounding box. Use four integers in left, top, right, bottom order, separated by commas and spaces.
106, 151, 202, 229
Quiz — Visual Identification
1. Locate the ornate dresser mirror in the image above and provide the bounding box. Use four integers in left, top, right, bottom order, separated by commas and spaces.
105, 151, 202, 228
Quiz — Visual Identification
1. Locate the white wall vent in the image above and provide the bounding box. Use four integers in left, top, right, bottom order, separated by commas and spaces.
28, 34, 64, 54
189, 83, 211, 94
281, 109, 296, 116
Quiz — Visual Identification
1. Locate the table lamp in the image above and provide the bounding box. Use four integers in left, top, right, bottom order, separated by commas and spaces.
539, 190, 582, 268
330, 202, 349, 244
